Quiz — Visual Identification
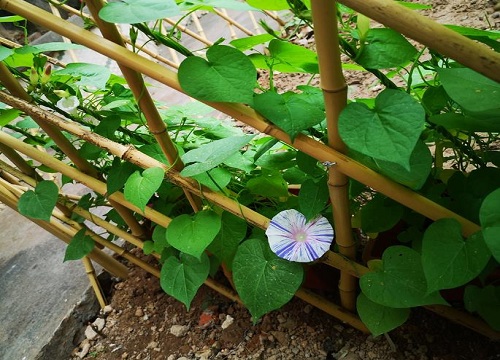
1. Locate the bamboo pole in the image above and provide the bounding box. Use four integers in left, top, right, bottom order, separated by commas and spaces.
163, 18, 213, 46
82, 257, 107, 308
0, 182, 129, 278
311, 0, 356, 312
84, 0, 201, 212
0, 2, 482, 237
336, 0, 500, 82
263, 10, 286, 27
213, 8, 254, 36
0, 142, 39, 178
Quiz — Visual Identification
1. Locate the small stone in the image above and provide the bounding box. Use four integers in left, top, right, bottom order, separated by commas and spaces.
221, 315, 234, 330
78, 339, 91, 359
84, 325, 98, 340
177, 357, 190, 360
121, 352, 128, 359
147, 341, 158, 349
102, 305, 113, 314
167, 355, 175, 360
270, 331, 288, 345
93, 318, 105, 331
277, 314, 286, 323
170, 324, 189, 337
134, 308, 144, 317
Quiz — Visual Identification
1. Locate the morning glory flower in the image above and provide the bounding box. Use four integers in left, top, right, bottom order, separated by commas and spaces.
56, 95, 80, 115
266, 209, 334, 263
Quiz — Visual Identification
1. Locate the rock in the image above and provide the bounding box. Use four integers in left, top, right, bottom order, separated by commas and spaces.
121, 352, 128, 359
78, 339, 91, 359
93, 317, 105, 331
84, 325, 98, 340
270, 331, 288, 345
221, 315, 234, 330
177, 357, 190, 360
147, 341, 158, 349
170, 324, 189, 337
102, 305, 113, 314
134, 307, 144, 317
167, 356, 175, 360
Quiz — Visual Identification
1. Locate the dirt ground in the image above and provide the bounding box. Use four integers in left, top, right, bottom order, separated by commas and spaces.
69, 1, 500, 360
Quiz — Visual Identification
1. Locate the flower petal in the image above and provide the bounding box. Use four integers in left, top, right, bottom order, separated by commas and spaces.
266, 209, 334, 263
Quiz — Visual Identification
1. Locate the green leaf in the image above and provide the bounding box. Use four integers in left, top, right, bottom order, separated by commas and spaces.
139, 143, 170, 165
18, 180, 59, 221
299, 177, 329, 221
166, 210, 221, 259
253, 90, 325, 141
357, 293, 410, 336
479, 188, 500, 262
181, 135, 254, 177
16, 42, 84, 54
422, 219, 491, 294
360, 246, 447, 308
246, 170, 289, 198
207, 212, 248, 268
124, 167, 164, 212
179, 0, 254, 11
265, 39, 319, 73
233, 238, 303, 320
439, 68, 500, 113
0, 46, 14, 61
396, 1, 432, 10
230, 33, 275, 51
64, 228, 95, 262
160, 253, 210, 310
357, 28, 417, 69
107, 158, 138, 195
0, 15, 25, 22
464, 285, 500, 331
360, 195, 404, 233
54, 63, 111, 89
246, 0, 290, 10
99, 0, 180, 23
191, 168, 232, 192
429, 112, 500, 132
178, 45, 256, 104
0, 109, 21, 126
143, 240, 155, 255
339, 89, 425, 169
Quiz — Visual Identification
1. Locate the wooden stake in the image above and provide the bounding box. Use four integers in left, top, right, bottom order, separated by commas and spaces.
82, 257, 107, 309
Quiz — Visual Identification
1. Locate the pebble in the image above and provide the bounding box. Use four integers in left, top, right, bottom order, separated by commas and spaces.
102, 305, 113, 314
93, 318, 105, 331
221, 315, 234, 329
134, 308, 144, 317
170, 324, 190, 337
84, 325, 98, 340
78, 339, 91, 359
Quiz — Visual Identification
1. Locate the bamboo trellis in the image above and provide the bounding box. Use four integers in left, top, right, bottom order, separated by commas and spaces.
0, 0, 499, 340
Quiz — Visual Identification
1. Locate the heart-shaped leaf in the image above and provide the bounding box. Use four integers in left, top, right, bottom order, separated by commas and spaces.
99, 0, 180, 24
339, 89, 425, 169
166, 210, 221, 259
54, 63, 111, 89
253, 90, 325, 141
464, 285, 500, 331
124, 167, 164, 212
18, 180, 59, 221
232, 238, 304, 320
178, 45, 256, 103
107, 158, 138, 195
360, 246, 447, 308
181, 135, 254, 177
357, 293, 410, 337
422, 218, 491, 294
64, 228, 95, 262
207, 212, 247, 268
299, 177, 329, 221
480, 188, 500, 262
160, 253, 210, 310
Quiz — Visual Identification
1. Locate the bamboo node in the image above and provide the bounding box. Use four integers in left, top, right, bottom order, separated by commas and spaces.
150, 128, 167, 135
322, 85, 348, 94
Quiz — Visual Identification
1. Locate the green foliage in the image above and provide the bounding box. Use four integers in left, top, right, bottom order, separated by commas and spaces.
360, 195, 404, 234
160, 252, 210, 310
360, 246, 447, 308
339, 89, 425, 169
233, 238, 304, 320
18, 181, 59, 221
421, 219, 491, 293
64, 229, 95, 262
464, 285, 500, 331
246, 0, 290, 10
207, 212, 247, 268
178, 45, 256, 104
166, 210, 221, 259
479, 188, 500, 262
298, 177, 329, 221
99, 0, 180, 23
54, 63, 111, 89
356, 293, 410, 336
124, 167, 165, 212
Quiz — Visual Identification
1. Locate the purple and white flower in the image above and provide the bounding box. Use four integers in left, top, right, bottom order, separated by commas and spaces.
266, 209, 334, 263
56, 95, 79, 115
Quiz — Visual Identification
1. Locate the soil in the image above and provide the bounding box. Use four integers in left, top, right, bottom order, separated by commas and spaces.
63, 1, 500, 359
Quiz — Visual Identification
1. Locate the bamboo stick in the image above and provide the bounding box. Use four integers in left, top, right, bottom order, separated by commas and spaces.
82, 256, 107, 308
48, 1, 78, 62
310, 0, 356, 311
163, 18, 213, 46
0, 182, 129, 278
336, 0, 500, 82
0, 2, 482, 237
190, 12, 208, 40
221, 9, 238, 40
0, 142, 39, 178
263, 10, 286, 27
84, 0, 201, 212
213, 8, 254, 36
